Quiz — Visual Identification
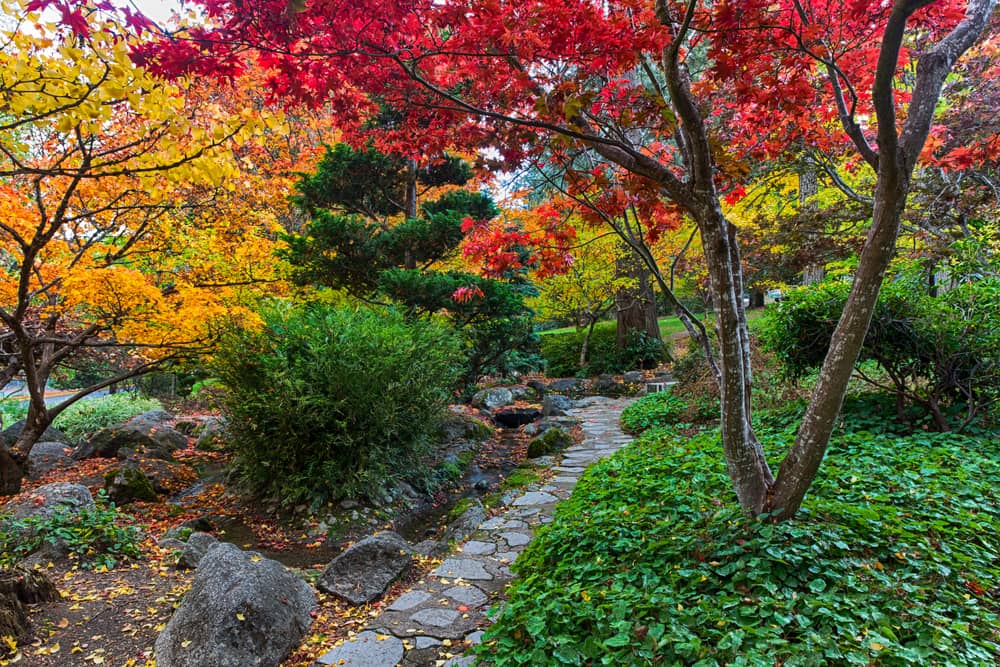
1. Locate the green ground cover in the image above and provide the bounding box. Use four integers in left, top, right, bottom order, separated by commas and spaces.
480, 394, 1000, 666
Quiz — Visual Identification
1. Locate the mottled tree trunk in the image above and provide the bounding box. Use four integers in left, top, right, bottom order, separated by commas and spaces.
615, 245, 661, 350
799, 169, 825, 284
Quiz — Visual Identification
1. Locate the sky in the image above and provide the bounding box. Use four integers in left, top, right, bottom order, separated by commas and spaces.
129, 0, 188, 26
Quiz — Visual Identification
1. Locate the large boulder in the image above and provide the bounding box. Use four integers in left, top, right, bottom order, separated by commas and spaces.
3, 482, 94, 523
0, 421, 71, 449
445, 499, 487, 543
176, 532, 219, 569
155, 543, 316, 667
25, 442, 75, 479
194, 417, 228, 451
527, 427, 573, 458
470, 387, 514, 411
317, 531, 413, 605
439, 411, 494, 443
76, 413, 187, 460
542, 394, 574, 417
104, 460, 158, 504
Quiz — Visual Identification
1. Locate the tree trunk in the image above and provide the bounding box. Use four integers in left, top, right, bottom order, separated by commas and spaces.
1, 566, 60, 654
579, 317, 598, 369
799, 169, 826, 284
615, 244, 661, 350
772, 173, 908, 516
403, 159, 418, 270
698, 202, 774, 514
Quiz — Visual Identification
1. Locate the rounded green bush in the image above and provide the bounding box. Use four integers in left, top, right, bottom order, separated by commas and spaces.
213, 302, 463, 506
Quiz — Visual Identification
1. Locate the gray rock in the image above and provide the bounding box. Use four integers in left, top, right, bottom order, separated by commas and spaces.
104, 459, 159, 504
470, 387, 514, 411
513, 491, 558, 506
446, 500, 487, 543
509, 386, 538, 402
438, 411, 494, 443
500, 531, 531, 547
444, 585, 488, 607
158, 537, 187, 551
194, 417, 227, 451
542, 394, 574, 417
414, 539, 445, 557
177, 532, 219, 569
77, 413, 187, 460
623, 370, 644, 385
0, 421, 71, 449
414, 636, 442, 649
4, 482, 94, 522
465, 630, 485, 645
461, 541, 495, 556
26, 441, 75, 479
411, 608, 460, 628
527, 427, 572, 458
545, 378, 588, 396
154, 543, 316, 667
317, 531, 413, 605
432, 558, 493, 581
315, 631, 405, 666
387, 590, 431, 612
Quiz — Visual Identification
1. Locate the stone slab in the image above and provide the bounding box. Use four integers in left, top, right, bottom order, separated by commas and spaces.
433, 558, 493, 581
512, 491, 557, 506
444, 585, 488, 607
316, 631, 405, 666
388, 590, 432, 612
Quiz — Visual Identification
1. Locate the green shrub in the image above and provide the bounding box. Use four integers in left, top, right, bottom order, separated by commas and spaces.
540, 321, 668, 377
213, 302, 463, 506
0, 490, 142, 569
619, 389, 688, 433
761, 276, 1000, 430
480, 397, 1000, 665
0, 399, 27, 430
52, 393, 163, 441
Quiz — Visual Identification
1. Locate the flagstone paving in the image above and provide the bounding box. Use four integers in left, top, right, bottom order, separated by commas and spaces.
314, 395, 635, 666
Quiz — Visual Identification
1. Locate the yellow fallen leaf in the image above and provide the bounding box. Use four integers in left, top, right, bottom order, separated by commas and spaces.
236, 613, 246, 621
56, 619, 69, 629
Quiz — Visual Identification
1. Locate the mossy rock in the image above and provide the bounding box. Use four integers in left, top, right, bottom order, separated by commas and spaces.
527, 427, 573, 458
104, 461, 158, 504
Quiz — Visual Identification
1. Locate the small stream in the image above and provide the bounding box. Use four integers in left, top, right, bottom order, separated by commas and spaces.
203, 429, 526, 569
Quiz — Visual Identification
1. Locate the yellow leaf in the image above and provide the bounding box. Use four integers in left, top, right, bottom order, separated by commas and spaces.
235, 612, 246, 621
870, 642, 885, 651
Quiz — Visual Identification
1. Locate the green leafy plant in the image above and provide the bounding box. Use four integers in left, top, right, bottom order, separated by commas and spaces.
480, 396, 1000, 665
540, 321, 668, 377
761, 274, 1000, 430
52, 393, 163, 441
0, 490, 142, 569
213, 302, 463, 506
619, 389, 688, 433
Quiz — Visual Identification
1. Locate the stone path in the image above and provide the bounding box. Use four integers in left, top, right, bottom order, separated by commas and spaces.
313, 395, 635, 667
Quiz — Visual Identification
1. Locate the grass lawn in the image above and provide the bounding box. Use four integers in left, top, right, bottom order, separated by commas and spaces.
539, 308, 767, 339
